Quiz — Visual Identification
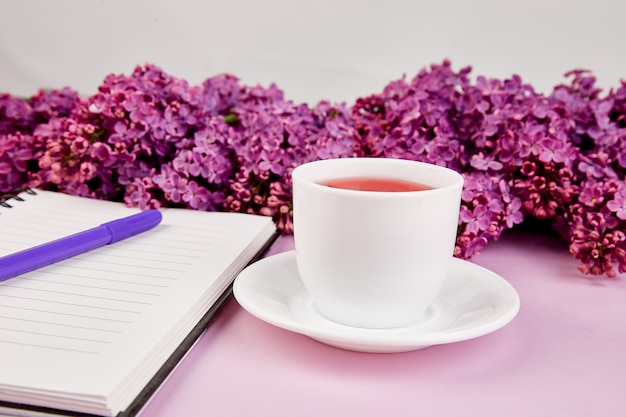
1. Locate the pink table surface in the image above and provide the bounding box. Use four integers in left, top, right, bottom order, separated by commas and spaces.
138, 229, 626, 417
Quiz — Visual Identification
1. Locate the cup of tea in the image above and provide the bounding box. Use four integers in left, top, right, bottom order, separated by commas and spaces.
291, 157, 464, 328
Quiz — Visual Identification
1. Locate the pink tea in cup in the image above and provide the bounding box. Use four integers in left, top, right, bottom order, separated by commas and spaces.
321, 177, 432, 192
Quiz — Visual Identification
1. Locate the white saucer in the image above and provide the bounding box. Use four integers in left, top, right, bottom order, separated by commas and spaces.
233, 251, 520, 353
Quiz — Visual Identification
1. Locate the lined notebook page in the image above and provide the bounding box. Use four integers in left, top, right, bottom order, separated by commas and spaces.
0, 190, 276, 416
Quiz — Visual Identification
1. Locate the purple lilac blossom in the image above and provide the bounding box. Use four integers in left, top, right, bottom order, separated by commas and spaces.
2, 62, 626, 277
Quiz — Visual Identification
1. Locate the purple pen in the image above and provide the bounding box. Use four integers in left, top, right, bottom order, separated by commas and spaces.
0, 210, 162, 281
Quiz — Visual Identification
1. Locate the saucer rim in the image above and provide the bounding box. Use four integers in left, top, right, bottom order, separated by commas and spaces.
233, 251, 520, 351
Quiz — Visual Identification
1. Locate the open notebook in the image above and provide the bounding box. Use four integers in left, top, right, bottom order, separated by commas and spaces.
0, 189, 277, 417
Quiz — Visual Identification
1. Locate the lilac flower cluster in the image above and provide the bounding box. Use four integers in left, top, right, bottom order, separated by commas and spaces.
0, 88, 79, 192
353, 61, 626, 277
1, 62, 625, 277
0, 64, 360, 234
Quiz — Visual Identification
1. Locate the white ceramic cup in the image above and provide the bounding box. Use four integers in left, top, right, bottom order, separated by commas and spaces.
291, 157, 464, 329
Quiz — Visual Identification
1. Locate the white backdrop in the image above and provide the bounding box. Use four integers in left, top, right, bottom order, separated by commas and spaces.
0, 0, 624, 104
